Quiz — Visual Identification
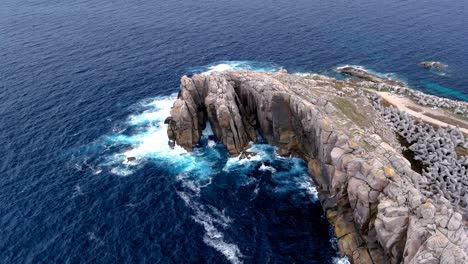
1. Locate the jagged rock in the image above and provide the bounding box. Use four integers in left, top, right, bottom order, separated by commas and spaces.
375, 199, 409, 263
167, 70, 467, 264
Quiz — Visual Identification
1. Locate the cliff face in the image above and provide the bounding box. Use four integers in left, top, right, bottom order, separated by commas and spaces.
166, 70, 467, 264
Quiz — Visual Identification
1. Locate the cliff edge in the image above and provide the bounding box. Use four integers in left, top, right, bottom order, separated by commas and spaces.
166, 69, 468, 263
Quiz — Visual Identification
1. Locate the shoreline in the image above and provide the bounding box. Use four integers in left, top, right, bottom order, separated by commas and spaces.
166, 69, 467, 263
336, 66, 468, 131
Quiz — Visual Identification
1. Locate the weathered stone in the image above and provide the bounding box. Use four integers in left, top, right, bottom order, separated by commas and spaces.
167, 70, 468, 264
367, 168, 388, 191
331, 147, 345, 166
446, 212, 462, 231
419, 203, 436, 220
331, 169, 347, 191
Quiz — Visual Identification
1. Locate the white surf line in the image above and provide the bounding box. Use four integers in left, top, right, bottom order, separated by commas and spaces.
176, 186, 243, 264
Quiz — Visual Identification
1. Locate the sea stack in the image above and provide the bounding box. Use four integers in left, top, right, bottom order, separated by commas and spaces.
166, 69, 468, 263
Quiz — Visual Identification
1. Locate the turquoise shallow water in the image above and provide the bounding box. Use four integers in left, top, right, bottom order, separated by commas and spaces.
0, 0, 467, 263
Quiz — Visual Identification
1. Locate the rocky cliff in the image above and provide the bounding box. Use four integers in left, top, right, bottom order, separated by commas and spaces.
166, 69, 468, 263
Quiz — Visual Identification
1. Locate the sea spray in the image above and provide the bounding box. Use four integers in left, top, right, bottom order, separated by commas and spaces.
74, 67, 347, 263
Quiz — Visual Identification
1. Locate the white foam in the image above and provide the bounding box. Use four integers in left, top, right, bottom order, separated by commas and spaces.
224, 154, 262, 170
223, 143, 274, 171
176, 191, 192, 205
192, 209, 242, 264
100, 94, 213, 177
259, 163, 276, 173
201, 61, 281, 75
176, 187, 243, 264
202, 122, 218, 148
176, 173, 209, 195
74, 163, 82, 171
72, 185, 84, 198
202, 122, 215, 138
294, 72, 312, 76
207, 140, 217, 148
333, 256, 350, 264
91, 167, 102, 175
336, 64, 367, 71
202, 235, 243, 264
203, 63, 236, 74
297, 178, 319, 201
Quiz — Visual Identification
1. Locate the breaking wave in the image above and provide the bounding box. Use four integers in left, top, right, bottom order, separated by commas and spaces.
91, 94, 213, 177
196, 60, 282, 74
74, 82, 340, 263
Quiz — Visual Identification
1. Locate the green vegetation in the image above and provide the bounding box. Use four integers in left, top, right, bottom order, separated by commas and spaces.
332, 97, 370, 128
360, 139, 374, 151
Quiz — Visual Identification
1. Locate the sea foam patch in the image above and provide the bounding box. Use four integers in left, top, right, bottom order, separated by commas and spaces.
82, 82, 334, 263
222, 143, 276, 172
333, 257, 351, 264
198, 61, 282, 75
96, 94, 213, 177
176, 176, 243, 264
91, 94, 244, 262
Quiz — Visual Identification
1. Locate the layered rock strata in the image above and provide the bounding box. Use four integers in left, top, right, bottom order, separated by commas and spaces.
166, 70, 467, 263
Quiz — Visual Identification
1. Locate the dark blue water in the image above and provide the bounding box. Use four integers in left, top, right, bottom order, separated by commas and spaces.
1, 0, 467, 263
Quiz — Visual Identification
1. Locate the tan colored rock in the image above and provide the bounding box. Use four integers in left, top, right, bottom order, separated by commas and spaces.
419, 203, 436, 220
331, 147, 345, 166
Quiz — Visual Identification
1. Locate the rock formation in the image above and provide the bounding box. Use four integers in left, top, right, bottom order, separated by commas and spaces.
337, 66, 405, 87
419, 61, 446, 70
166, 70, 467, 263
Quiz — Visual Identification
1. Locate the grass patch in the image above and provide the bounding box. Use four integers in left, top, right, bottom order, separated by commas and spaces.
361, 139, 374, 151
332, 97, 370, 128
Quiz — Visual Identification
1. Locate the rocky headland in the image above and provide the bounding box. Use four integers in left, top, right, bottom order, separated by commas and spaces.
165, 67, 468, 263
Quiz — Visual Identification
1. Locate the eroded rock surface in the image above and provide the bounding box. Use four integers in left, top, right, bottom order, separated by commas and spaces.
166, 70, 467, 264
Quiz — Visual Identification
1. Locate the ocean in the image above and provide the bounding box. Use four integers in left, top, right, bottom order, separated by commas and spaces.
1, 0, 467, 263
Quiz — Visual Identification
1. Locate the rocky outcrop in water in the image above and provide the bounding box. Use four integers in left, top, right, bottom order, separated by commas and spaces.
336, 66, 405, 87
166, 70, 467, 263
419, 61, 446, 70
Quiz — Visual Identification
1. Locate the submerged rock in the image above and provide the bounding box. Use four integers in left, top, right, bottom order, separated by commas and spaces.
419, 61, 446, 69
